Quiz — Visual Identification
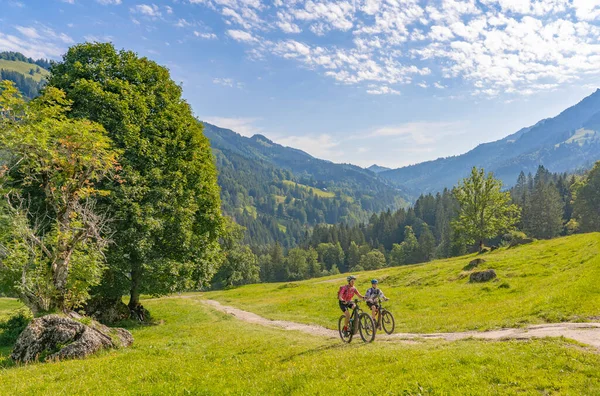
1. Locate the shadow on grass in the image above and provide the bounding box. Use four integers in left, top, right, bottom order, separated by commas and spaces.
279, 342, 346, 363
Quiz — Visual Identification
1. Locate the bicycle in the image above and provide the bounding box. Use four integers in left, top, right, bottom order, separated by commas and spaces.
338, 299, 376, 343
371, 298, 395, 335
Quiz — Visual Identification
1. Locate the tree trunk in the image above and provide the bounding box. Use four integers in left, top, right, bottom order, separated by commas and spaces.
128, 261, 142, 310
479, 239, 484, 252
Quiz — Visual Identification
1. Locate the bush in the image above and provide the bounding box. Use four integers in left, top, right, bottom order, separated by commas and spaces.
502, 231, 528, 243
0, 309, 33, 346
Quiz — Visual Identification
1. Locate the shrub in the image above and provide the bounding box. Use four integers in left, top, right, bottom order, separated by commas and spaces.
502, 230, 528, 243
0, 309, 33, 346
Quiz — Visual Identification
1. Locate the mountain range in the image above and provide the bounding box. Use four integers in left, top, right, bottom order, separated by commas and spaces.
378, 90, 600, 193
202, 122, 409, 247
3, 50, 600, 247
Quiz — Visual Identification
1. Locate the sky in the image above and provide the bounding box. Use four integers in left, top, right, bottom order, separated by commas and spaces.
2, 0, 600, 169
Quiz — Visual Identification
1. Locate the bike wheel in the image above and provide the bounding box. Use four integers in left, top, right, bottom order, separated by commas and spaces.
338, 315, 353, 343
358, 313, 376, 343
381, 310, 395, 335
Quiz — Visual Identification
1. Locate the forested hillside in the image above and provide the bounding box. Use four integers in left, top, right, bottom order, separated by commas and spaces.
204, 122, 410, 248
380, 89, 600, 193
0, 52, 50, 98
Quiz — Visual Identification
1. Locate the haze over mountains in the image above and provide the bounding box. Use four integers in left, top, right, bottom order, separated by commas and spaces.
378, 90, 600, 193
205, 88, 600, 199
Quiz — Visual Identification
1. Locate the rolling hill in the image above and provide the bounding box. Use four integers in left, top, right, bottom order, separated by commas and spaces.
203, 122, 410, 247
2, 234, 600, 394
0, 52, 50, 98
380, 90, 600, 193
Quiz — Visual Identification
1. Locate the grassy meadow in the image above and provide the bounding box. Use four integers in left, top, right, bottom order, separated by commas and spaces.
1, 233, 600, 394
1, 297, 600, 395
206, 233, 600, 333
0, 60, 48, 82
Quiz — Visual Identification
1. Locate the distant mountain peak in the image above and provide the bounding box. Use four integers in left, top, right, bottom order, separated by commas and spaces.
368, 164, 391, 173
250, 134, 273, 144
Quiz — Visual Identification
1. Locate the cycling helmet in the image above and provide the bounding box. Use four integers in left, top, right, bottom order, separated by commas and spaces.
371, 279, 378, 284
347, 275, 357, 282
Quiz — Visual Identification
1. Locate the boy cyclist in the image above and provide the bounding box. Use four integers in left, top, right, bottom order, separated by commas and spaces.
365, 279, 388, 329
338, 275, 365, 332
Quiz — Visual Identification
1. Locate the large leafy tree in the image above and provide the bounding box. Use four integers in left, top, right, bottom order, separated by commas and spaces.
46, 43, 224, 309
0, 81, 119, 314
573, 161, 600, 232
452, 167, 520, 251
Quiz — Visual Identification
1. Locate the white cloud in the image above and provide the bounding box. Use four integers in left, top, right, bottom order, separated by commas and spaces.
15, 26, 41, 40
84, 35, 113, 43
213, 77, 243, 88
368, 122, 466, 146
185, 0, 600, 97
194, 31, 217, 39
227, 29, 257, 42
366, 85, 401, 95
277, 134, 343, 160
96, 0, 121, 4
130, 4, 161, 18
202, 117, 262, 137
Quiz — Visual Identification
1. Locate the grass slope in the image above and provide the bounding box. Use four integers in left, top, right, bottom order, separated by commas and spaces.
282, 180, 336, 198
0, 60, 48, 82
1, 297, 599, 395
206, 233, 600, 333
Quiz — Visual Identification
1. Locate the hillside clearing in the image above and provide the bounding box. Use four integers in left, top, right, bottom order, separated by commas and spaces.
206, 233, 600, 333
0, 60, 48, 82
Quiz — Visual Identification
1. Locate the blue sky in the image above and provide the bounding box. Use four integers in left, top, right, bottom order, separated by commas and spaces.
2, 0, 600, 169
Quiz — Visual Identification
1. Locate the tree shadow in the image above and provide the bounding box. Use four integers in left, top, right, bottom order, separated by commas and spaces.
279, 342, 346, 363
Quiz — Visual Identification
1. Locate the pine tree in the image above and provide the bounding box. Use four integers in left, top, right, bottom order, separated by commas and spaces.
523, 181, 564, 239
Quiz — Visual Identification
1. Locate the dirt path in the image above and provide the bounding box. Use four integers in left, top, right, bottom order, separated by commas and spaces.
203, 299, 600, 349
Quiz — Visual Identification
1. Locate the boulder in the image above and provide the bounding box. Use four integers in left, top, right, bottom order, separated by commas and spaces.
464, 258, 486, 271
11, 312, 133, 363
469, 269, 497, 283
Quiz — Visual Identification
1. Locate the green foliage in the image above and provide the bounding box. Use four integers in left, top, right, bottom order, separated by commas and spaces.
523, 181, 564, 239
0, 69, 44, 98
46, 43, 224, 307
212, 220, 260, 288
453, 167, 520, 250
390, 226, 420, 266
359, 250, 386, 271
0, 308, 32, 347
217, 246, 259, 289
205, 122, 409, 248
316, 242, 345, 272
0, 81, 119, 313
573, 161, 600, 232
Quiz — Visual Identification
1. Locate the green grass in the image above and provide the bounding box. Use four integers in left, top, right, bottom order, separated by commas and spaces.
562, 128, 599, 146
1, 297, 599, 395
206, 233, 600, 333
0, 60, 48, 82
282, 180, 335, 198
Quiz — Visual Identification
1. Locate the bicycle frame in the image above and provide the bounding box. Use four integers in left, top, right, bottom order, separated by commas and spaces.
349, 300, 364, 335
